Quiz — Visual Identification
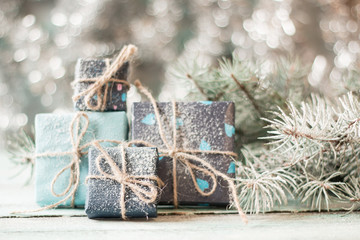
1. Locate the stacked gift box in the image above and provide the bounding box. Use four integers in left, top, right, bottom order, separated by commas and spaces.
33, 45, 238, 220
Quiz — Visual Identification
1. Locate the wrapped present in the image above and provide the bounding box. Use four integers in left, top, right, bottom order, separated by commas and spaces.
35, 112, 128, 208
131, 100, 236, 205
73, 59, 129, 111
72, 45, 137, 112
85, 142, 161, 219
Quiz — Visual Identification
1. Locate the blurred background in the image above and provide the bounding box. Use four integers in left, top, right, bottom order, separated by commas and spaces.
0, 0, 360, 148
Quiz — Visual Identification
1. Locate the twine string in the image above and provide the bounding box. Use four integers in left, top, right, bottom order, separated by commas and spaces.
72, 45, 137, 111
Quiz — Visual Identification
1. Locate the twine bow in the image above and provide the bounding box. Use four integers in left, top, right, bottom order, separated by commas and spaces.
72, 45, 137, 111
12, 113, 123, 214
86, 141, 163, 219
131, 80, 248, 223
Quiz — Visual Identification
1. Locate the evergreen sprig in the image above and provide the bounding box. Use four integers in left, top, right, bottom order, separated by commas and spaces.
6, 129, 35, 184
236, 148, 297, 213
258, 93, 360, 212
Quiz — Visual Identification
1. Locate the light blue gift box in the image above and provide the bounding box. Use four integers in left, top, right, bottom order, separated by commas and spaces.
35, 112, 128, 208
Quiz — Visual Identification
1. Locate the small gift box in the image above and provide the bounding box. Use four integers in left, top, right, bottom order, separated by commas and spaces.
72, 45, 137, 112
72, 58, 129, 112
35, 112, 128, 208
131, 101, 236, 205
85, 144, 160, 219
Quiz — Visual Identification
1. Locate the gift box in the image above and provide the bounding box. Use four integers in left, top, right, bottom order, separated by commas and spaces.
72, 58, 129, 111
35, 112, 128, 207
131, 101, 236, 205
85, 146, 159, 219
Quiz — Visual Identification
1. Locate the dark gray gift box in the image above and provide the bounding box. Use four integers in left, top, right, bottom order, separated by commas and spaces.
131, 101, 236, 205
73, 59, 129, 111
85, 146, 159, 219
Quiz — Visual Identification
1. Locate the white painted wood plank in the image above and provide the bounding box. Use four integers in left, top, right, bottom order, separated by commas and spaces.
1, 212, 360, 240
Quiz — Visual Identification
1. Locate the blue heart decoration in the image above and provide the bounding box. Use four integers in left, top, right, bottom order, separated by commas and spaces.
200, 101, 213, 105
176, 117, 183, 129
199, 138, 211, 151
196, 178, 209, 192
141, 113, 156, 125
224, 123, 235, 137
121, 93, 127, 102
227, 162, 236, 174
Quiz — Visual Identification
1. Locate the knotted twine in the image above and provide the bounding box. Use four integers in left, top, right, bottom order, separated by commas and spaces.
72, 44, 137, 111
86, 141, 164, 220
130, 80, 248, 223
11, 113, 124, 214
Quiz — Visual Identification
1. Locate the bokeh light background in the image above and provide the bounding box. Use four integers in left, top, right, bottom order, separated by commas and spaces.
0, 0, 360, 148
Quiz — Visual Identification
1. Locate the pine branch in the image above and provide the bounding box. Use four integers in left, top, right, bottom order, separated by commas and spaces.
342, 177, 360, 212
235, 148, 297, 214
261, 95, 346, 168
230, 74, 264, 118
258, 92, 360, 212
297, 172, 345, 211
185, 73, 210, 100
6, 129, 35, 184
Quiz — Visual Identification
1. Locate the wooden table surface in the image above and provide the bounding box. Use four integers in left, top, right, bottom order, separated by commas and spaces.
1, 153, 360, 240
